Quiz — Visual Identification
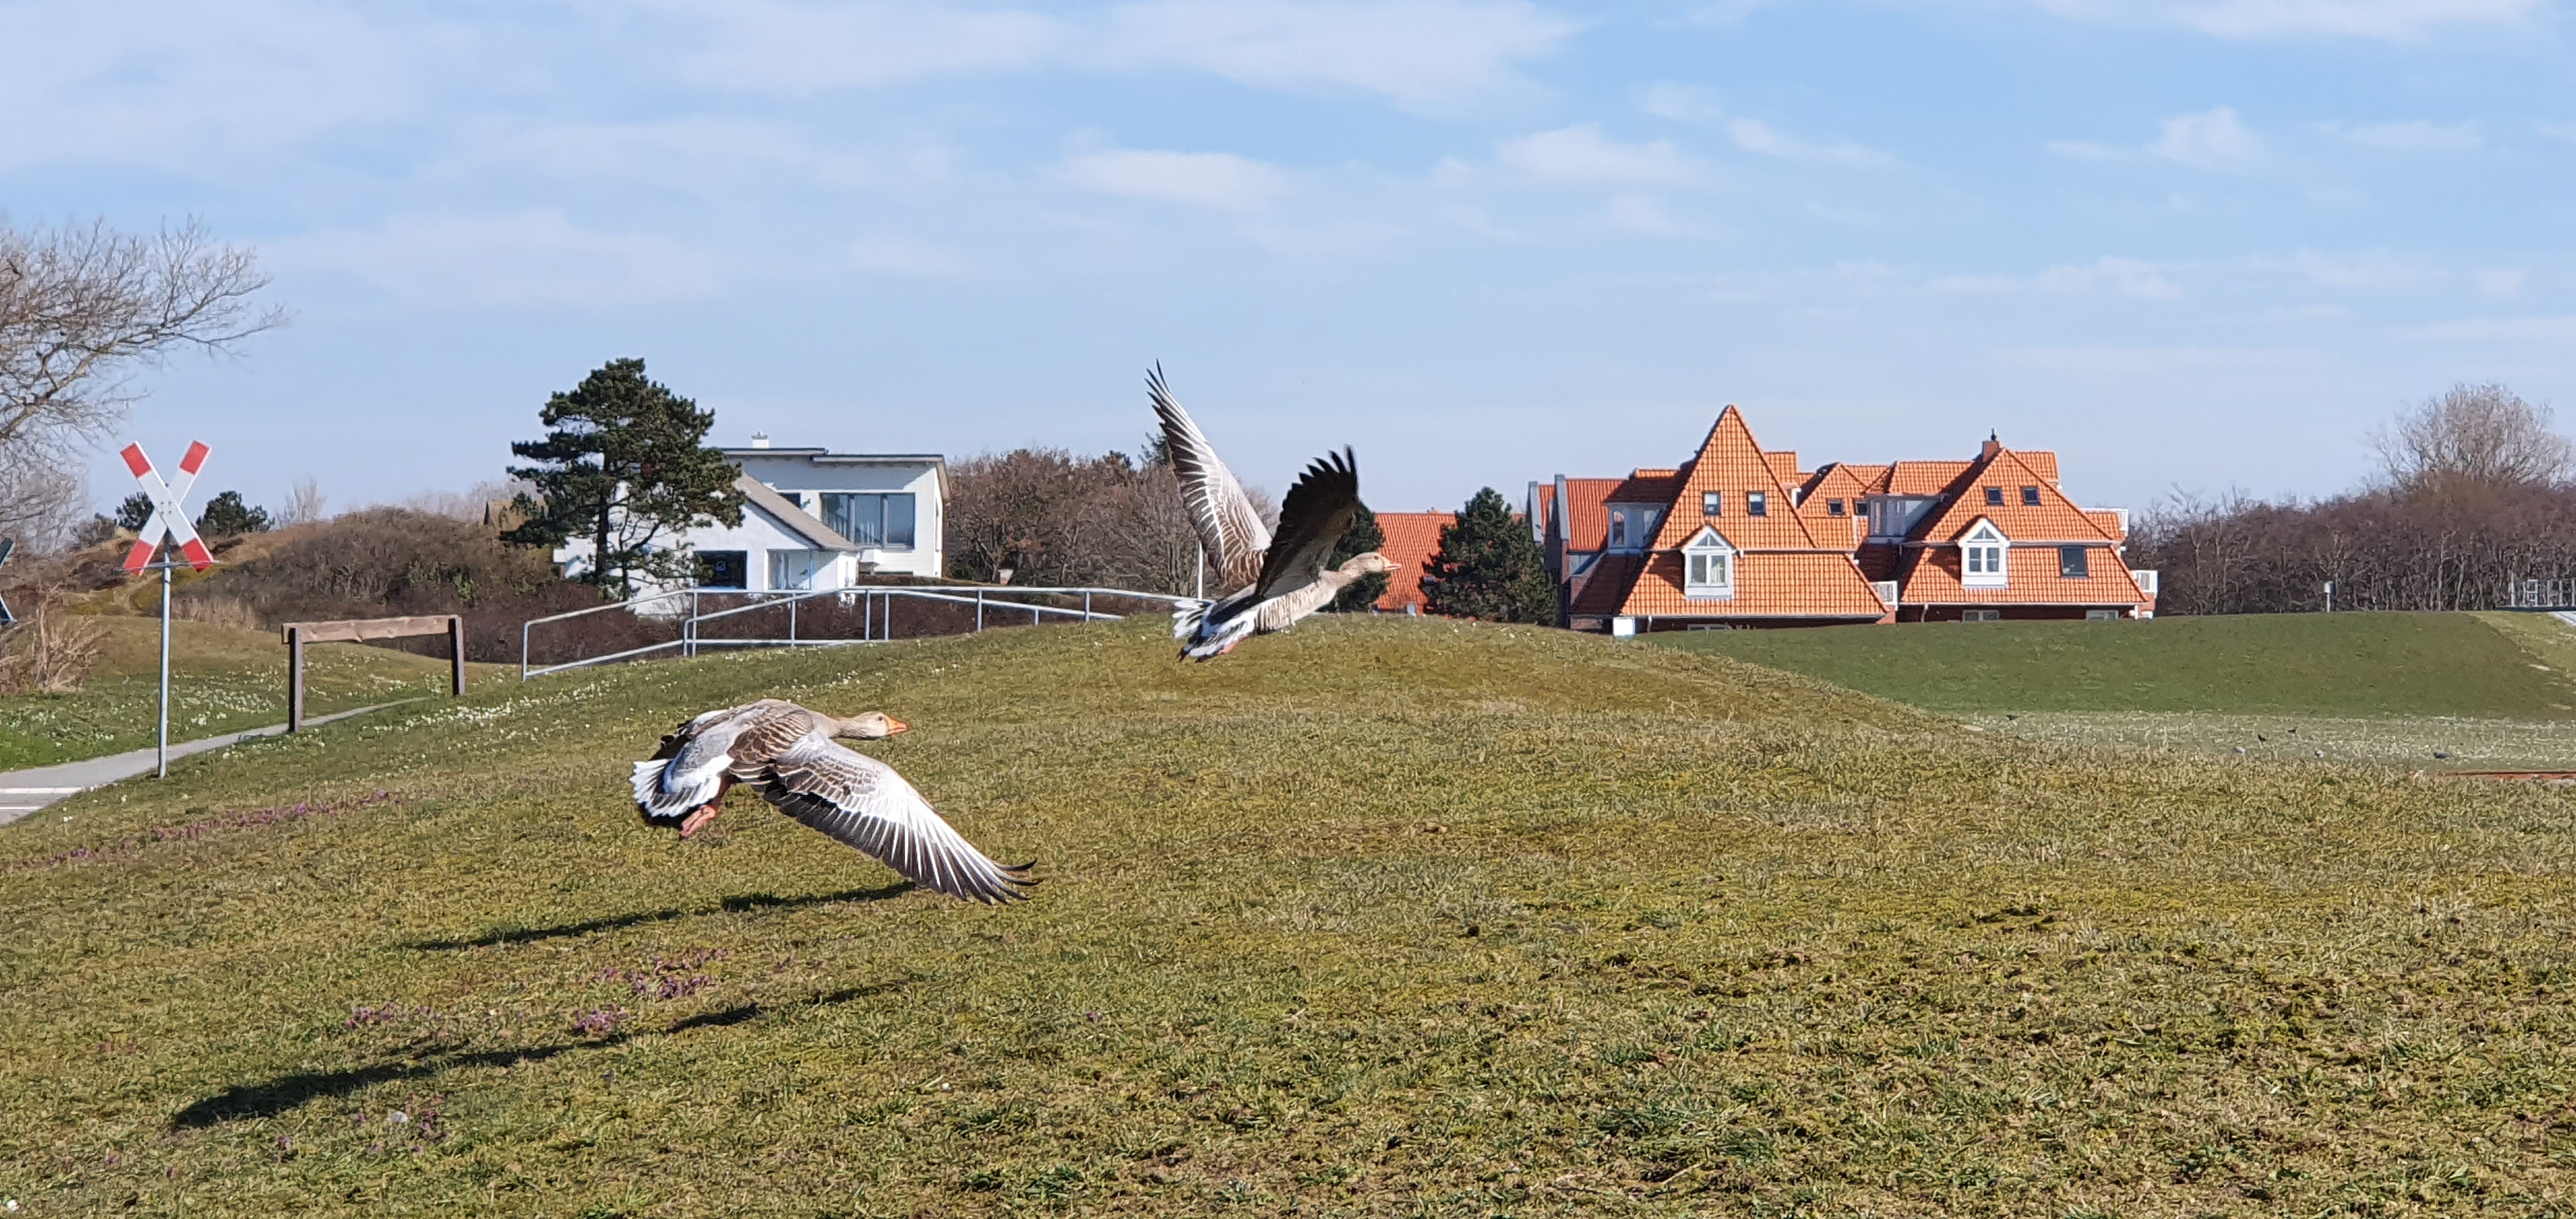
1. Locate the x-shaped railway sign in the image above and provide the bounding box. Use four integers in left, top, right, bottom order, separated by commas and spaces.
119, 441, 216, 574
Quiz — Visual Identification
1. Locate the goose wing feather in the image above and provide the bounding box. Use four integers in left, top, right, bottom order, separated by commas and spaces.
635, 702, 774, 818
755, 735, 1035, 904
1149, 364, 1271, 591
1251, 447, 1360, 601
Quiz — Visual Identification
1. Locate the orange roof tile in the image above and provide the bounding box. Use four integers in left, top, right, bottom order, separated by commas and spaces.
1554, 477, 1623, 551
1371, 512, 1452, 613
1610, 470, 1684, 503
2021, 451, 2060, 483
1795, 464, 1874, 549
1644, 406, 1821, 551
1765, 451, 1801, 482
1892, 542, 2148, 606
1532, 483, 1555, 535
1914, 449, 2122, 544
1616, 551, 1887, 618
2085, 509, 2128, 542
1886, 461, 1974, 496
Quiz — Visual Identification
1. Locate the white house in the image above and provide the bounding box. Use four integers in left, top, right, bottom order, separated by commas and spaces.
551, 437, 946, 596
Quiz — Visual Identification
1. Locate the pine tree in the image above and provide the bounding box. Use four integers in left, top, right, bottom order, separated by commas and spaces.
194, 490, 271, 537
502, 358, 744, 596
114, 492, 153, 532
1422, 487, 1558, 624
1327, 503, 1388, 611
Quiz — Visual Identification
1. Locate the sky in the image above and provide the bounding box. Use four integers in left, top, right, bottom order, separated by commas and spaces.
8, 0, 2575, 520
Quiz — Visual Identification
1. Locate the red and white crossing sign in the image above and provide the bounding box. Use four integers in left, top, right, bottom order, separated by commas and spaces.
119, 440, 216, 574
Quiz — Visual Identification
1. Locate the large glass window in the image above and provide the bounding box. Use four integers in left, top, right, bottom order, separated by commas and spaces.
821, 493, 917, 548
769, 549, 821, 590
1687, 551, 1730, 588
696, 550, 747, 590
2059, 545, 2091, 578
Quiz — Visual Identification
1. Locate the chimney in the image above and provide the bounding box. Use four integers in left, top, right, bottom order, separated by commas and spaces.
750, 432, 770, 450
1979, 430, 2000, 459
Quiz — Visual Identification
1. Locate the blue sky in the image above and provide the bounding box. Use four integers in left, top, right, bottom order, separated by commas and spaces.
9, 0, 2573, 518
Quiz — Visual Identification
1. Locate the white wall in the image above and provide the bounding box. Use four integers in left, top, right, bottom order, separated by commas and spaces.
735, 456, 944, 578
553, 504, 854, 597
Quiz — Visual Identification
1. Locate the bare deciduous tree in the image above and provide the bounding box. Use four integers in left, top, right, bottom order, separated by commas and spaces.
0, 217, 284, 461
276, 475, 328, 528
0, 445, 86, 550
2371, 382, 2574, 499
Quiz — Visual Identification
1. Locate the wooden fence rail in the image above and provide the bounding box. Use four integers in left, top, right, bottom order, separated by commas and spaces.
282, 615, 466, 732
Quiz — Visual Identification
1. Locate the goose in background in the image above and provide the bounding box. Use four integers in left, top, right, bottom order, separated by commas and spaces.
631, 700, 1035, 904
1148, 366, 1396, 660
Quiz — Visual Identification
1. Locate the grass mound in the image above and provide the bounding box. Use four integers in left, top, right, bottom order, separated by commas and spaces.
1655, 611, 2576, 718
4, 617, 2574, 1215
0, 618, 501, 771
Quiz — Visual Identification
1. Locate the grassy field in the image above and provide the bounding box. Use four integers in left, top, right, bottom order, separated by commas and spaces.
1652, 611, 2576, 718
4, 616, 2575, 1216
0, 618, 500, 771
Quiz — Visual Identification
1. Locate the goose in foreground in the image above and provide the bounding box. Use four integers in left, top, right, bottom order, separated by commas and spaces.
1148, 366, 1396, 659
631, 700, 1035, 904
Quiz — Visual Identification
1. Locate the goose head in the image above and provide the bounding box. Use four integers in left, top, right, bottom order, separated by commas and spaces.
832, 711, 909, 739
1342, 551, 1400, 576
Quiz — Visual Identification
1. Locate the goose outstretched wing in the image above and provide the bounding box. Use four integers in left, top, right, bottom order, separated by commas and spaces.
1149, 364, 1271, 591
634, 703, 767, 818
754, 735, 1036, 904
1251, 447, 1360, 601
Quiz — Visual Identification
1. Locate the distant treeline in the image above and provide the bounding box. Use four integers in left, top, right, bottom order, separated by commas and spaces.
2132, 383, 2576, 615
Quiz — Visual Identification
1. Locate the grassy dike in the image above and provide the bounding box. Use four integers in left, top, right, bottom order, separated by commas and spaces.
3, 615, 2572, 1215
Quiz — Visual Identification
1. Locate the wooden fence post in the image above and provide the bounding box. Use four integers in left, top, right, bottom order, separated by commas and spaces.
448, 615, 466, 697
288, 625, 306, 733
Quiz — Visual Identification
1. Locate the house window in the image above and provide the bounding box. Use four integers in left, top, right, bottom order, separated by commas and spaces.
821, 493, 917, 548
1826, 499, 1846, 517
1703, 491, 1722, 516
1983, 486, 2004, 507
1747, 491, 1767, 517
768, 549, 822, 591
2085, 609, 2121, 621
1963, 609, 2002, 623
772, 489, 806, 510
696, 550, 748, 590
1609, 511, 1627, 548
1682, 528, 1735, 598
2059, 546, 2091, 578
2020, 486, 2041, 506
1961, 521, 2007, 587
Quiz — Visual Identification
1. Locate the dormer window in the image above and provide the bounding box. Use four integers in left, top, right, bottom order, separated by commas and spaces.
1983, 486, 2004, 507
1747, 491, 1767, 517
2020, 486, 2041, 506
1609, 510, 1627, 548
1826, 499, 1846, 517
1961, 520, 2007, 587
1682, 527, 1735, 598
1702, 491, 1722, 516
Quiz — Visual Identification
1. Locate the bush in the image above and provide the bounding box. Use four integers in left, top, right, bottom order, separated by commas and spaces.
0, 595, 106, 694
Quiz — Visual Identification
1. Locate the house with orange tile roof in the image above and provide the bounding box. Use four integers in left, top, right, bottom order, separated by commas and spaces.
1531, 407, 2156, 632
1368, 511, 1453, 614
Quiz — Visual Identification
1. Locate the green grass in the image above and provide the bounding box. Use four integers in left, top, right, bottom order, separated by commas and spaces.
5, 616, 2576, 1215
1654, 611, 2576, 718
0, 618, 499, 771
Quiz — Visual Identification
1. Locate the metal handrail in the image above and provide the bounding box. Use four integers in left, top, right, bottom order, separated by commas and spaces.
521, 582, 1204, 679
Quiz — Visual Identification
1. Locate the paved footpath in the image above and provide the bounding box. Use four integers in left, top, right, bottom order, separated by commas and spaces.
0, 703, 404, 827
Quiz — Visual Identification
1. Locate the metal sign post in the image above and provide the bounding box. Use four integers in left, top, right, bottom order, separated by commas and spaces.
119, 441, 217, 779
0, 537, 16, 625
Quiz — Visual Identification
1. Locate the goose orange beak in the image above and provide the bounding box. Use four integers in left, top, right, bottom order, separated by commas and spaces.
884, 717, 908, 735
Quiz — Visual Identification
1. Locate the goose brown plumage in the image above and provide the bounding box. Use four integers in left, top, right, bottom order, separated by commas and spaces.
630, 699, 1036, 904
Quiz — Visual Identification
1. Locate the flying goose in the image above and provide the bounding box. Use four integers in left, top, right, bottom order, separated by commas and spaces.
631, 700, 1035, 904
1148, 366, 1397, 660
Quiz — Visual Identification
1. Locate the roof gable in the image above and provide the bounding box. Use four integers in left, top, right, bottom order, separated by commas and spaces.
733, 476, 859, 551
1914, 449, 2121, 544
1645, 406, 1823, 551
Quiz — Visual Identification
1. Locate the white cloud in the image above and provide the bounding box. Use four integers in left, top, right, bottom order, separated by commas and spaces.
2048, 107, 2264, 169
2412, 316, 2576, 341
1725, 118, 1894, 167
1637, 82, 1728, 125
1103, 0, 1577, 110
848, 237, 978, 279
675, 1, 1065, 92
1497, 125, 1703, 186
1931, 257, 2182, 300
1061, 148, 1287, 210
2252, 249, 2434, 289
2319, 119, 2481, 152
273, 212, 726, 307
1603, 193, 1683, 233
2150, 107, 2266, 168
2478, 267, 2531, 297
2023, 0, 2540, 40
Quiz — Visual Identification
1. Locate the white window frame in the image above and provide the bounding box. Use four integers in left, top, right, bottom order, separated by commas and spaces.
767, 549, 822, 592
1701, 491, 1722, 516
1747, 491, 1767, 517
1682, 527, 1735, 599
1961, 519, 2008, 588
1963, 608, 2002, 623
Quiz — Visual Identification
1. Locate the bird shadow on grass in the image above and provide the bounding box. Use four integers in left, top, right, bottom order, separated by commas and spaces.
169, 979, 912, 1129
397, 882, 915, 951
